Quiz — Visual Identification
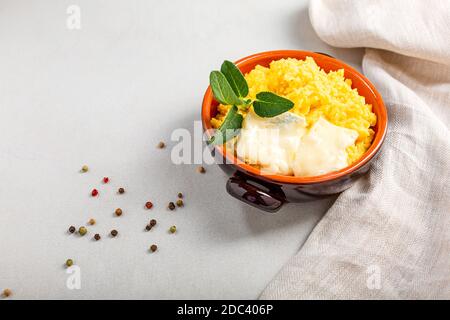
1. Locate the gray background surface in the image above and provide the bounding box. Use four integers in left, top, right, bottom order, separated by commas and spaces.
0, 0, 363, 299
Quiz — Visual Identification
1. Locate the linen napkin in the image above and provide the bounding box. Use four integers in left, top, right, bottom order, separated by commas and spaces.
260, 0, 450, 299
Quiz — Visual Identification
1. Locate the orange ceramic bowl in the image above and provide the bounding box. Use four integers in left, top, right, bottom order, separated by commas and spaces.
202, 50, 387, 212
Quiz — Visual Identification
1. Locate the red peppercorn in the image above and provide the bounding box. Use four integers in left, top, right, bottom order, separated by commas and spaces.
145, 201, 153, 209
103, 177, 109, 183
91, 189, 98, 197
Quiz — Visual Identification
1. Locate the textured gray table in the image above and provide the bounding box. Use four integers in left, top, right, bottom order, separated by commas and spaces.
0, 0, 363, 299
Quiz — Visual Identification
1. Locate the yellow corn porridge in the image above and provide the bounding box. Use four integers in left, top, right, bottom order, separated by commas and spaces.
210, 57, 377, 165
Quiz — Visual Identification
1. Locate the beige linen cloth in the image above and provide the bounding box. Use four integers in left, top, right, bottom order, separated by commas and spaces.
261, 0, 450, 299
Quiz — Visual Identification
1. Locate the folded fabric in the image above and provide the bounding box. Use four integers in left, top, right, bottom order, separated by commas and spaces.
261, 0, 450, 299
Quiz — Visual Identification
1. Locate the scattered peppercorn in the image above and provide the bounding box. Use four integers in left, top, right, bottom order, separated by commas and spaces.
197, 166, 206, 174
2, 289, 12, 298
176, 199, 184, 207
115, 208, 123, 216
145, 225, 152, 231
103, 177, 109, 183
150, 219, 157, 227
157, 141, 165, 149
91, 189, 99, 197
168, 202, 176, 210
66, 259, 74, 267
177, 192, 183, 198
81, 165, 89, 173
150, 244, 157, 252
68, 226, 76, 234
169, 225, 177, 233
118, 187, 125, 194
94, 234, 101, 241
110, 229, 118, 237
79, 226, 87, 236
88, 218, 96, 225
145, 201, 153, 209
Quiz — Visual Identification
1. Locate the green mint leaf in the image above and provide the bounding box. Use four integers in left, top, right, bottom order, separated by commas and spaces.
208, 106, 243, 145
253, 92, 294, 117
220, 60, 249, 98
209, 71, 242, 106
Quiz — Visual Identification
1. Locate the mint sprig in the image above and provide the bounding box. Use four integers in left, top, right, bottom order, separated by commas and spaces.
208, 106, 243, 145
220, 60, 249, 98
209, 71, 242, 106
253, 92, 294, 117
208, 60, 295, 145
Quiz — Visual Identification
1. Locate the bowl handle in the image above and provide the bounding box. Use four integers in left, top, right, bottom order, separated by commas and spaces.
226, 172, 286, 213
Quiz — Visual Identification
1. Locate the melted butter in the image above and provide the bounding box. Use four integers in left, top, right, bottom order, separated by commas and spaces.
236, 113, 359, 177
293, 117, 359, 177
236, 111, 307, 175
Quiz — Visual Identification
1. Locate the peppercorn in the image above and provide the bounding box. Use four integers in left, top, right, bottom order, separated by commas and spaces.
118, 187, 125, 194
169, 225, 177, 233
157, 141, 165, 149
110, 229, 118, 237
115, 208, 123, 216
145, 201, 153, 209
177, 192, 183, 198
176, 199, 184, 207
81, 165, 89, 173
150, 244, 157, 252
103, 177, 109, 183
88, 218, 96, 225
79, 226, 87, 236
68, 226, 76, 234
2, 289, 12, 298
168, 202, 176, 210
145, 225, 152, 231
149, 219, 157, 227
197, 166, 206, 174
94, 234, 101, 241
91, 189, 99, 197
66, 259, 74, 267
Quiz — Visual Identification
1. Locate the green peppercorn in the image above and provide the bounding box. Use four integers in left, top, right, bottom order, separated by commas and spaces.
177, 192, 183, 198
81, 165, 89, 172
169, 225, 177, 233
78, 226, 87, 236
176, 199, 184, 207
66, 259, 74, 267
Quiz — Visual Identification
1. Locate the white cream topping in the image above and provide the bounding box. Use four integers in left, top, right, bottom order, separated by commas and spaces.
236, 112, 359, 177
292, 117, 359, 177
236, 111, 307, 175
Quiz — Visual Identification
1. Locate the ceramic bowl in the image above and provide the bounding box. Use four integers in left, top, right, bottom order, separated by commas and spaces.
202, 50, 387, 212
